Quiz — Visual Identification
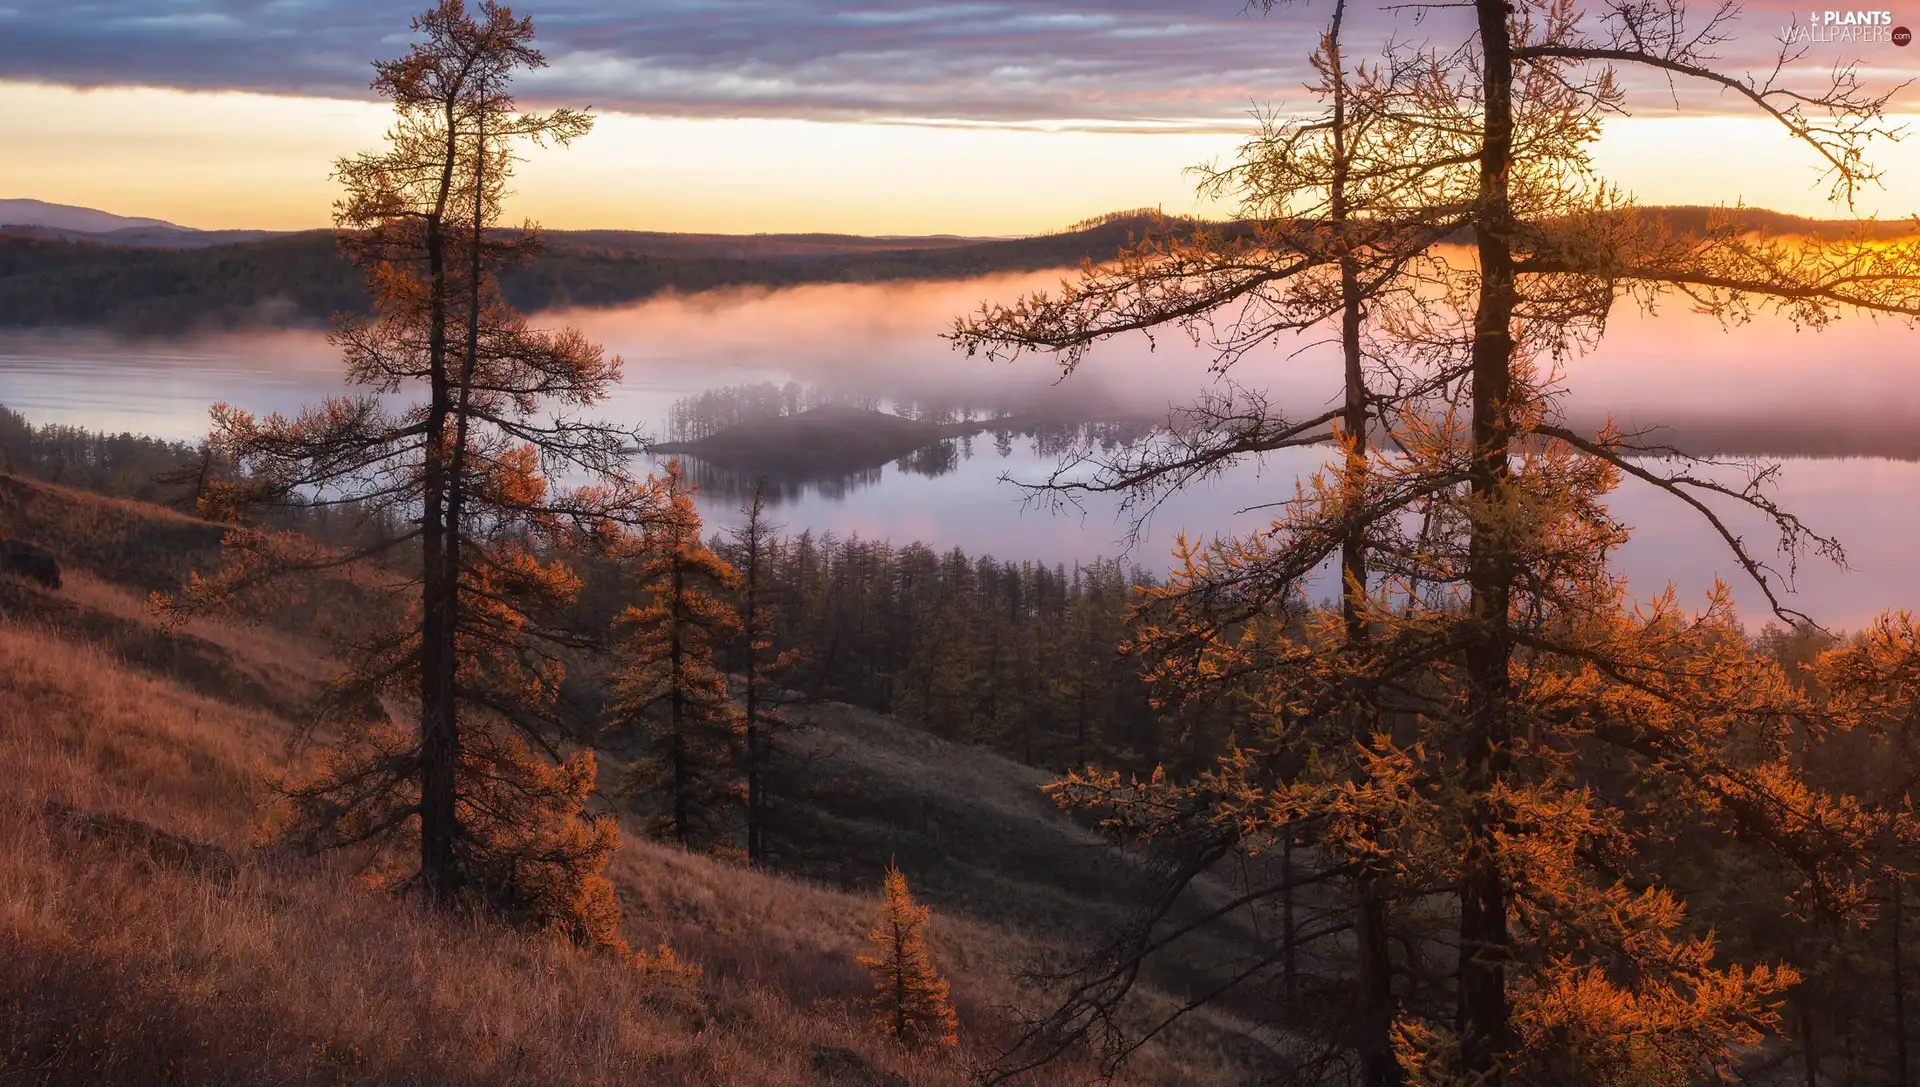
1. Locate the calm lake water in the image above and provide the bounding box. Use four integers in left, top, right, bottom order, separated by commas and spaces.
3, 272, 1919, 629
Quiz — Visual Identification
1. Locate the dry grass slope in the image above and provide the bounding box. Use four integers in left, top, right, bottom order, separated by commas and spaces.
0, 474, 1248, 1086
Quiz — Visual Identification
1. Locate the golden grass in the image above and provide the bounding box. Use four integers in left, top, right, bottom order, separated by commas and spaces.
0, 618, 953, 1084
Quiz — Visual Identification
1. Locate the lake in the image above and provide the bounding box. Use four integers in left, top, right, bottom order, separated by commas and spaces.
3, 272, 1918, 629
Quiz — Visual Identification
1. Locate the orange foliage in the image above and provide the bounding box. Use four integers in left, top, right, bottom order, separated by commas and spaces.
1054, 394, 1886, 1082
612, 462, 743, 851
858, 861, 959, 1050
156, 1, 659, 946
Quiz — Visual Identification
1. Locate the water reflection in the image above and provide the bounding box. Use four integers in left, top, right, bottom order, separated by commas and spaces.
660, 417, 1162, 505
674, 438, 1920, 631
896, 439, 961, 480
672, 456, 888, 504
5, 274, 1919, 456
0, 330, 345, 439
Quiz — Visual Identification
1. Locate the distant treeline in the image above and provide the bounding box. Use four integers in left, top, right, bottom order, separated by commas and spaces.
664, 382, 872, 443
8, 205, 1895, 336
661, 380, 1062, 443
0, 405, 403, 547
0, 217, 1170, 335
0, 404, 202, 503
559, 519, 1173, 774
699, 533, 1164, 770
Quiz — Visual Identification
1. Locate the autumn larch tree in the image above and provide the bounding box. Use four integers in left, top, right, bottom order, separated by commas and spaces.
1800, 614, 1920, 1080
957, 4, 1455, 1076
612, 461, 743, 852
859, 860, 960, 1050
1434, 0, 1920, 1076
166, 1, 657, 941
954, 0, 1920, 1080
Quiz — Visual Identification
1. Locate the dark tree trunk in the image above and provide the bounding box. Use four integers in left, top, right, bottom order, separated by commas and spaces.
1075, 677, 1089, 767
745, 599, 763, 861
1459, 0, 1519, 1078
746, 716, 764, 861
1282, 835, 1299, 1013
671, 563, 690, 844
742, 500, 767, 864
418, 182, 463, 901
1356, 868, 1397, 1087
1800, 995, 1821, 1087
414, 78, 476, 903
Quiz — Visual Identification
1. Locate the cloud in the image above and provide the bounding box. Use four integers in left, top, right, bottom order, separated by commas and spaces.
0, 0, 1889, 126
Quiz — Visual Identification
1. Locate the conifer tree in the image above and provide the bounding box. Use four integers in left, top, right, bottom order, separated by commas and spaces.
858, 860, 959, 1050
724, 480, 798, 864
153, 438, 233, 517
613, 462, 742, 851
955, 0, 1920, 1079
163, 0, 655, 940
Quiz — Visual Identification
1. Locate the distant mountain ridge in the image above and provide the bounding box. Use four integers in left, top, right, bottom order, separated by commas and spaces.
1, 224, 286, 249
0, 199, 1001, 257
0, 199, 185, 233
6, 197, 1912, 258
0, 200, 283, 250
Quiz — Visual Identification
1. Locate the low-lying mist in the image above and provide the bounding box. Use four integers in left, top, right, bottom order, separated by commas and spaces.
6, 270, 1917, 456
562, 271, 1920, 458
554, 271, 1329, 425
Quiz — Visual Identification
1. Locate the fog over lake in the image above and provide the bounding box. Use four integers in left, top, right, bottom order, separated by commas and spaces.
3, 271, 1918, 628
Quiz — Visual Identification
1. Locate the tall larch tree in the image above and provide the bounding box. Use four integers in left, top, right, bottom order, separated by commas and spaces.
167, 0, 656, 941
1434, 0, 1920, 1076
613, 462, 743, 851
958, 7, 1457, 1077
955, 0, 1920, 1081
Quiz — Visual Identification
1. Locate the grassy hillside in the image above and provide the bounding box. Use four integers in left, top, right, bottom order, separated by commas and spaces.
0, 473, 1254, 1085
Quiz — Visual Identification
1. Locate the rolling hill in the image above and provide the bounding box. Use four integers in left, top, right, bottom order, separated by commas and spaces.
0, 199, 279, 249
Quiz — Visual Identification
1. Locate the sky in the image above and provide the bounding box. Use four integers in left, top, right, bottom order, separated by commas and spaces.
4, 0, 1920, 234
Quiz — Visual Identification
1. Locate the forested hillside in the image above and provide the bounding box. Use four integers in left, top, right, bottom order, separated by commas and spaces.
0, 215, 1168, 334
5, 205, 1908, 335
0, 405, 1167, 773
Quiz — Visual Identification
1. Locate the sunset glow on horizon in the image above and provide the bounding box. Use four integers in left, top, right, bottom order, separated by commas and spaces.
6, 0, 1919, 236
